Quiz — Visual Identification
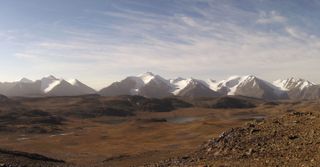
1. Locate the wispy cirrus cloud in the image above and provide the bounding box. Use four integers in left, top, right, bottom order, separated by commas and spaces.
256, 10, 287, 24
2, 0, 320, 88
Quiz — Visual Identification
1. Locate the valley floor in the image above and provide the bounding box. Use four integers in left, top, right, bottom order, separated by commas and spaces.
0, 96, 319, 166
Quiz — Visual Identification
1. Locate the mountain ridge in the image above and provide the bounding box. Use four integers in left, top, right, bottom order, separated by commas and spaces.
0, 75, 96, 97
98, 72, 319, 100
0, 73, 319, 100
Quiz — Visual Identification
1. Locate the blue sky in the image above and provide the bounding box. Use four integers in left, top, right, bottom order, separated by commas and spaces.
1, 0, 320, 89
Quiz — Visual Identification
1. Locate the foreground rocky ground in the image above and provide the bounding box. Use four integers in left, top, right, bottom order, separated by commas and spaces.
147, 109, 320, 166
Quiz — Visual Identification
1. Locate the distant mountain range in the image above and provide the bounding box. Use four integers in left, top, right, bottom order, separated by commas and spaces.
0, 72, 319, 100
0, 75, 95, 97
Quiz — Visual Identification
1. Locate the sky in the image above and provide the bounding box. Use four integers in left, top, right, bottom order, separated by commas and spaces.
1, 0, 320, 89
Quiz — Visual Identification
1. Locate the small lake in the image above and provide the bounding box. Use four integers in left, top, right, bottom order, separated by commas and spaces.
166, 116, 203, 124
234, 114, 266, 121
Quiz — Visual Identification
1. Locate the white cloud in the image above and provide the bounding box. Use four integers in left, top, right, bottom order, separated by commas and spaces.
11, 2, 320, 88
285, 27, 309, 40
180, 16, 198, 27
257, 10, 287, 24
15, 53, 38, 59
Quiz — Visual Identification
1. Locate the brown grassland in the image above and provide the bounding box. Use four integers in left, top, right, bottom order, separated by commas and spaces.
0, 95, 318, 166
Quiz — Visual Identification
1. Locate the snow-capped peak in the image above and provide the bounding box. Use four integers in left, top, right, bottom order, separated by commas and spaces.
206, 75, 257, 95
42, 75, 57, 80
237, 75, 257, 87
170, 78, 192, 95
137, 72, 156, 84
67, 79, 80, 86
20, 77, 33, 83
44, 80, 62, 93
137, 72, 169, 85
123, 72, 172, 95
224, 76, 252, 95
206, 79, 218, 90
41, 75, 60, 91
273, 77, 314, 91
136, 72, 170, 87
170, 78, 206, 95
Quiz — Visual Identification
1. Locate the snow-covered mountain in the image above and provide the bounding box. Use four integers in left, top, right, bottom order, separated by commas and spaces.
273, 77, 314, 91
138, 73, 173, 98
67, 79, 96, 94
170, 78, 194, 95
0, 75, 96, 97
99, 73, 219, 98
40, 75, 60, 92
207, 75, 287, 100
99, 73, 320, 100
207, 76, 251, 95
273, 78, 319, 99
175, 78, 219, 98
232, 75, 287, 100
42, 79, 94, 96
99, 72, 172, 98
0, 73, 319, 99
170, 78, 219, 98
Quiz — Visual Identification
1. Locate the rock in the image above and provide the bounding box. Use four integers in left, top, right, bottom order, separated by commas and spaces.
250, 128, 260, 134
288, 135, 299, 140
272, 120, 281, 124
246, 122, 256, 128
182, 156, 190, 160
246, 148, 253, 156
292, 112, 304, 116
214, 151, 220, 156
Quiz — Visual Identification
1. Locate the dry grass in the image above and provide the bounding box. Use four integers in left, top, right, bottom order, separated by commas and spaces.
0, 96, 313, 166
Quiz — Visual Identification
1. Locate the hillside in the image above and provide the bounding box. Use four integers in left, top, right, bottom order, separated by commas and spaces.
147, 107, 320, 166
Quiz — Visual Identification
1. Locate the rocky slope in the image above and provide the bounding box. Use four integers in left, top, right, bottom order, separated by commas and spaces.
147, 109, 320, 166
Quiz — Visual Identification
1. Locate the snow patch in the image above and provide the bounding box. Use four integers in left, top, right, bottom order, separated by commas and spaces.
41, 75, 59, 91
137, 72, 156, 84
67, 79, 79, 86
44, 80, 61, 93
273, 79, 289, 91
273, 77, 314, 91
208, 75, 255, 95
170, 78, 191, 95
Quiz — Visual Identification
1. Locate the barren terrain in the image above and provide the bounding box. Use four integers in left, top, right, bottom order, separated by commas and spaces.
0, 95, 318, 166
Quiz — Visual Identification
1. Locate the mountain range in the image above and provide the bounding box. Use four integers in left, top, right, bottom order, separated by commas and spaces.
0, 75, 96, 97
0, 72, 319, 100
